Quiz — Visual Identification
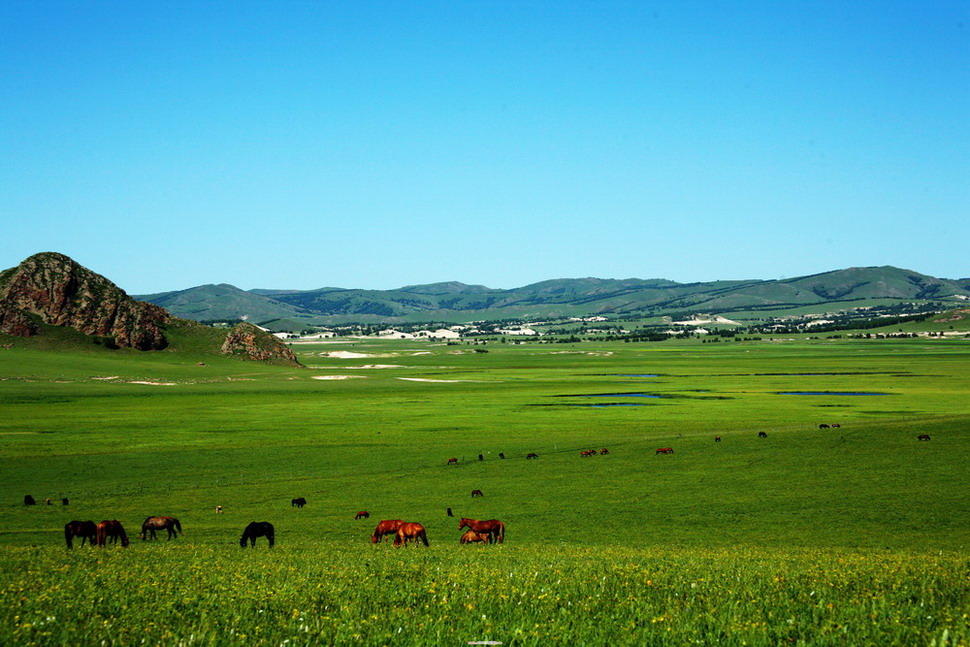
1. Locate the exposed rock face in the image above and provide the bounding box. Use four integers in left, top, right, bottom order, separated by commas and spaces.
0, 252, 169, 350
220, 322, 300, 365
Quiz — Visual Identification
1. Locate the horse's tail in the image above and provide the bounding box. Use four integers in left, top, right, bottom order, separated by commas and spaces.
497, 522, 505, 544
174, 518, 183, 535
267, 530, 275, 548
65, 526, 73, 549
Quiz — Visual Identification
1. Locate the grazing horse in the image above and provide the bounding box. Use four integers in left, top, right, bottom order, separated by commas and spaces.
371, 519, 405, 544
655, 447, 674, 455
447, 457, 458, 466
526, 453, 539, 459
460, 529, 491, 544
240, 521, 275, 548
832, 423, 841, 428
65, 520, 97, 549
355, 510, 370, 520
715, 436, 721, 442
580, 450, 595, 457
917, 434, 931, 441
459, 517, 505, 544
758, 431, 768, 438
24, 494, 36, 506
600, 448, 610, 455
393, 522, 429, 547
471, 489, 484, 498
140, 516, 182, 541
291, 497, 307, 508
96, 520, 129, 547
819, 424, 830, 429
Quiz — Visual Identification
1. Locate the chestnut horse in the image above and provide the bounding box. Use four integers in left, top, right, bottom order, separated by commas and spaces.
65, 520, 97, 549
141, 516, 182, 540
394, 522, 429, 547
240, 521, 275, 548
459, 517, 505, 544
655, 447, 674, 454
355, 510, 370, 520
96, 520, 129, 547
447, 457, 458, 465
460, 529, 491, 544
471, 489, 484, 498
371, 519, 405, 543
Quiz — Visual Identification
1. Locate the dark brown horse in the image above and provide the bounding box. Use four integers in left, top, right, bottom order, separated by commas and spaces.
459, 517, 505, 544
96, 520, 129, 547
599, 448, 610, 455
917, 434, 931, 441
394, 522, 429, 547
355, 510, 370, 520
526, 453, 539, 459
471, 489, 484, 498
291, 497, 307, 508
65, 520, 97, 549
371, 519, 405, 543
447, 457, 458, 465
240, 521, 275, 548
141, 516, 182, 540
460, 529, 491, 544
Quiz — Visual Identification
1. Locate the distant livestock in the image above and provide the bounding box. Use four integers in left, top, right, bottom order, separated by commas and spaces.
23, 495, 36, 506
447, 457, 458, 466
758, 431, 768, 438
446, 507, 454, 517
498, 452, 505, 459
526, 453, 539, 460
917, 434, 931, 441
62, 498, 69, 506
599, 448, 610, 455
241, 521, 275, 548
291, 497, 307, 508
819, 424, 830, 429
715, 436, 721, 442
460, 530, 491, 544
355, 511, 370, 520
478, 454, 484, 461
471, 489, 484, 498
656, 447, 674, 455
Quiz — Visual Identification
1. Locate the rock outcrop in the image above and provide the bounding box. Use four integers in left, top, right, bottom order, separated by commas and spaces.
220, 322, 300, 366
0, 252, 169, 350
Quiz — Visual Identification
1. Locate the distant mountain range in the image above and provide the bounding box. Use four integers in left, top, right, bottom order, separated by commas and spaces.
136, 266, 970, 327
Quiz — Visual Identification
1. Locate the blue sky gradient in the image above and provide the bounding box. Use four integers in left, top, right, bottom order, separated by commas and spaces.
2, 2, 967, 293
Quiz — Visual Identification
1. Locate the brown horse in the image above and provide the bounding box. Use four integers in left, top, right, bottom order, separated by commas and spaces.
65, 520, 97, 549
917, 434, 931, 441
459, 517, 505, 544
371, 519, 405, 543
471, 489, 484, 498
355, 510, 370, 520
599, 448, 610, 455
656, 447, 674, 454
460, 529, 491, 544
447, 457, 458, 465
394, 522, 429, 547
526, 453, 539, 459
96, 520, 129, 547
140, 516, 182, 540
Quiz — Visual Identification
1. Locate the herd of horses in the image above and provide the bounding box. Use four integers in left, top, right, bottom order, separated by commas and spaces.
64, 516, 179, 549
368, 517, 505, 547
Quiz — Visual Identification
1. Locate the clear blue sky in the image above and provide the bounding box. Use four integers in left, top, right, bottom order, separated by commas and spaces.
2, 2, 967, 294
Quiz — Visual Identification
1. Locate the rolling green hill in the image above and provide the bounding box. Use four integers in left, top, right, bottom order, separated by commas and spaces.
137, 266, 970, 325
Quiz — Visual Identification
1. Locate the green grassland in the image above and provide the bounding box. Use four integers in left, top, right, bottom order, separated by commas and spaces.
1, 336, 968, 645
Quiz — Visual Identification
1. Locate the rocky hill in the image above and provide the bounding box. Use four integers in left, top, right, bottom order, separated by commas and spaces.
0, 253, 301, 366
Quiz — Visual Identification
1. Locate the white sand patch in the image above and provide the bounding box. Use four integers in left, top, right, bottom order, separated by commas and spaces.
397, 377, 488, 383
129, 381, 177, 386
345, 364, 404, 369
321, 351, 372, 358
92, 376, 120, 381
411, 352, 433, 355
312, 375, 366, 380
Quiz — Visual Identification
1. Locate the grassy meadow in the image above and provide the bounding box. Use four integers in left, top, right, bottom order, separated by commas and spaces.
1, 334, 968, 645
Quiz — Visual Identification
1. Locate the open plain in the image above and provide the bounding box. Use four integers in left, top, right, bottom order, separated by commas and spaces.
1, 335, 968, 645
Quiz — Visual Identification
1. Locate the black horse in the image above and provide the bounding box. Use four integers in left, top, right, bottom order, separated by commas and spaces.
241, 521, 275, 548
24, 494, 36, 506
291, 497, 307, 508
65, 520, 98, 549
